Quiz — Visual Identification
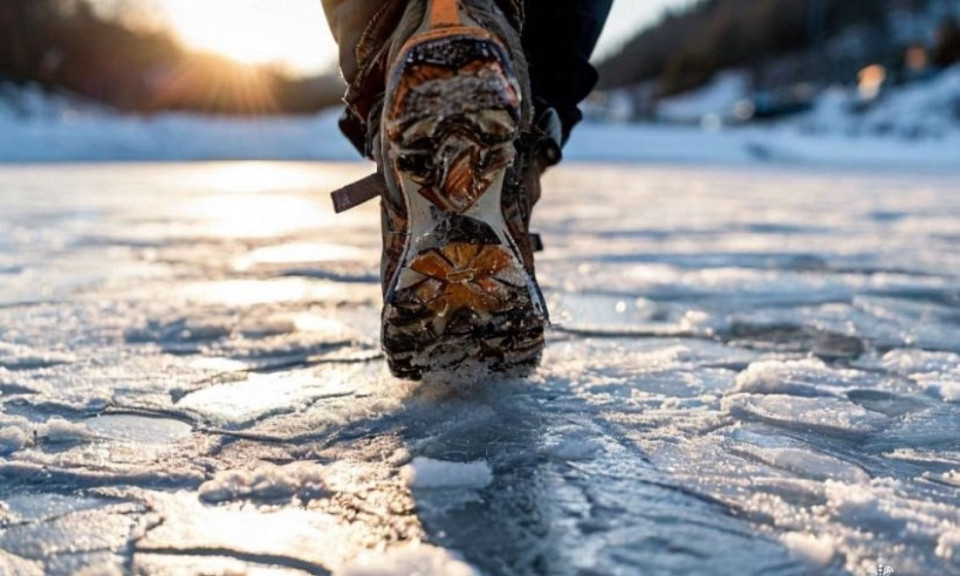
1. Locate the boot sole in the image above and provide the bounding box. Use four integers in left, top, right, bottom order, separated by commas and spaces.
380, 28, 547, 380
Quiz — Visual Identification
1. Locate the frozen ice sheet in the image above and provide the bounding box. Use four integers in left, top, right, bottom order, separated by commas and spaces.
0, 162, 959, 575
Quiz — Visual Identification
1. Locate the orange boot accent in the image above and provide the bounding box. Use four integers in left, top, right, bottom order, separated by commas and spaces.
427, 0, 462, 27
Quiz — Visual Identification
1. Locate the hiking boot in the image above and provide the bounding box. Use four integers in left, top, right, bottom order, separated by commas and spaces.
332, 0, 560, 380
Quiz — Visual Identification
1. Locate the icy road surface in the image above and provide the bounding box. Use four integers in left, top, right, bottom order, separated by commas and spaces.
1, 162, 959, 576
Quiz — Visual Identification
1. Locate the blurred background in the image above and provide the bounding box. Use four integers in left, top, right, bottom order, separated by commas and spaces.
1, 0, 959, 163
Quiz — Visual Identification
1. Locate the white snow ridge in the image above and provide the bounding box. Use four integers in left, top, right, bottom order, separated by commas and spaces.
337, 543, 480, 576
401, 457, 493, 490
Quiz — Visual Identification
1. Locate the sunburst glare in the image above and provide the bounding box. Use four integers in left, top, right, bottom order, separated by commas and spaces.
157, 0, 336, 75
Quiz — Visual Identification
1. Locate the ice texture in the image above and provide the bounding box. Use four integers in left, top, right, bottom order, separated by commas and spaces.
1, 162, 959, 575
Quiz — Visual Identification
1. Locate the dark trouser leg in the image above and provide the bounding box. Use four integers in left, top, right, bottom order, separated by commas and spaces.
321, 0, 385, 84
521, 0, 613, 144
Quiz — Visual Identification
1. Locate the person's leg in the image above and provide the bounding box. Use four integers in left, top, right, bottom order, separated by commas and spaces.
322, 0, 524, 84
321, 0, 375, 85
508, 0, 612, 245
321, 0, 612, 153
522, 0, 613, 144
326, 0, 547, 379
320, 0, 404, 155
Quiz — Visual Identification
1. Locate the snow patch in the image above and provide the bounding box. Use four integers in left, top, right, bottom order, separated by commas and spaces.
543, 421, 605, 461
937, 529, 960, 561
199, 462, 328, 503
881, 349, 960, 403
72, 565, 124, 576
882, 349, 960, 374
337, 543, 480, 576
732, 357, 854, 397
0, 426, 28, 455
37, 417, 91, 444
924, 379, 960, 403
401, 457, 493, 490
780, 532, 836, 567
0, 342, 73, 370
0, 553, 43, 576
941, 470, 960, 488
824, 480, 890, 528
544, 437, 603, 461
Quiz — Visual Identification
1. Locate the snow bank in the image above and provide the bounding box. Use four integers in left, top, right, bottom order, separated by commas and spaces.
564, 122, 753, 164
657, 71, 749, 124
0, 109, 359, 163
401, 457, 493, 490
801, 67, 960, 139
0, 83, 106, 122
3, 76, 960, 169
567, 120, 960, 168
0, 84, 358, 163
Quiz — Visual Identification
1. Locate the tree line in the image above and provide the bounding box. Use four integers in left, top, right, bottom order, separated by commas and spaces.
0, 0, 343, 114
597, 0, 960, 97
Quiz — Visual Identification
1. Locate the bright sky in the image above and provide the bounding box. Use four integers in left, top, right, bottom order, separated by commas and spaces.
154, 0, 696, 76
594, 0, 698, 60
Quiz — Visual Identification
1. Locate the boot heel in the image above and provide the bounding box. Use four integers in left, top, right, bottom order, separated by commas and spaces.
380, 28, 546, 379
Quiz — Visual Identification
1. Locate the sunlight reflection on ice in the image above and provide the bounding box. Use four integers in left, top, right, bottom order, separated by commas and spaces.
234, 242, 372, 270
180, 162, 320, 193
178, 278, 378, 306
187, 356, 249, 372
292, 313, 351, 334
141, 493, 351, 570
184, 194, 331, 238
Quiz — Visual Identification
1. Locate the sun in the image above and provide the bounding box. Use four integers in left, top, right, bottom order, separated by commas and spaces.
158, 0, 337, 75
